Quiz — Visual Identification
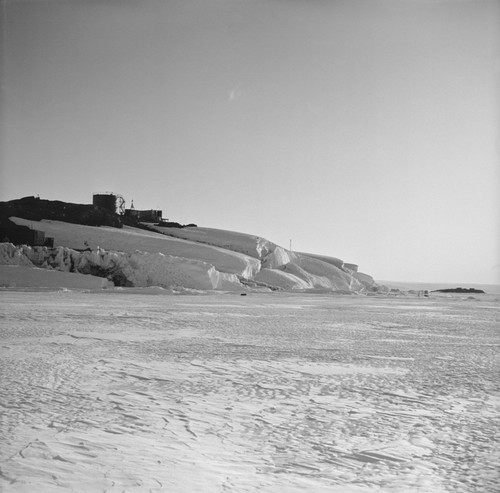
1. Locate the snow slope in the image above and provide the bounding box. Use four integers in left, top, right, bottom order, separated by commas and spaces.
258, 247, 364, 292
300, 252, 375, 287
10, 217, 260, 279
150, 225, 278, 259
4, 217, 374, 293
0, 243, 243, 291
298, 251, 345, 269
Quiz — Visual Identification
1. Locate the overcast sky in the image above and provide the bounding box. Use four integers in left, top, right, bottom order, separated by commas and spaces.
1, 0, 499, 284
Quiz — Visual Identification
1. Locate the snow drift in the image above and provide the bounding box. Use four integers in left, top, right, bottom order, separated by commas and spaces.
0, 243, 243, 291
0, 265, 111, 289
150, 225, 278, 260
10, 217, 260, 279
2, 217, 375, 293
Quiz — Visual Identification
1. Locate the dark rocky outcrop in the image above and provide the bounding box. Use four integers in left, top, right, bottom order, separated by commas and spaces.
432, 287, 485, 294
0, 196, 123, 228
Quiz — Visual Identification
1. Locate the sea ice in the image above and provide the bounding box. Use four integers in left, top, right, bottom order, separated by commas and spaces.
0, 292, 498, 492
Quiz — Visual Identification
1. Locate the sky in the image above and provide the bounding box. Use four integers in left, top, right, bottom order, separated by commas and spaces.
1, 0, 499, 284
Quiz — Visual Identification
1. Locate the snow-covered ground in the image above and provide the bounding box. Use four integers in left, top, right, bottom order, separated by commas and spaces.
0, 243, 242, 291
9, 218, 261, 280
149, 225, 278, 260
1, 290, 499, 492
0, 265, 112, 290
3, 218, 372, 292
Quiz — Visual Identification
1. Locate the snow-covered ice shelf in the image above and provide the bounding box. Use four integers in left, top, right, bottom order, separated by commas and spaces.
0, 292, 499, 492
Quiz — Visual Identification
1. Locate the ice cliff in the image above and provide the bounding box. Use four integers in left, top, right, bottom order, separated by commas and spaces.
0, 243, 242, 291
1, 218, 376, 293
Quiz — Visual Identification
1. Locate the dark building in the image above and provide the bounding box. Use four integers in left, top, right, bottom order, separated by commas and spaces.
93, 193, 117, 213
0, 222, 54, 247
124, 209, 163, 222
124, 200, 162, 222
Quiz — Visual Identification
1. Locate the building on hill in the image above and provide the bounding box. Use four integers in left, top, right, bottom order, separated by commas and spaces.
124, 200, 163, 223
93, 193, 116, 212
0, 222, 54, 247
92, 193, 125, 215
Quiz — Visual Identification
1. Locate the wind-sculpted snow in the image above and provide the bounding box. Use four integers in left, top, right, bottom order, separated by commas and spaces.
0, 242, 34, 266
10, 217, 260, 279
352, 271, 376, 288
297, 254, 375, 289
292, 254, 362, 290
0, 243, 244, 291
261, 246, 297, 269
277, 262, 361, 292
253, 267, 313, 291
1, 292, 499, 492
259, 248, 364, 292
298, 252, 345, 270
6, 217, 371, 293
151, 225, 278, 260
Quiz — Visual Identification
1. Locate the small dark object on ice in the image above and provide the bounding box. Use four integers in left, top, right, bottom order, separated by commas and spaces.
432, 287, 485, 294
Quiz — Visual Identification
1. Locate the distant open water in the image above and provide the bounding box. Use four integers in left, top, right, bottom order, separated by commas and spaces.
377, 280, 500, 295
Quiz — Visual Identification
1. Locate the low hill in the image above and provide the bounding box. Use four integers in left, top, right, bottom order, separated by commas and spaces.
0, 197, 376, 293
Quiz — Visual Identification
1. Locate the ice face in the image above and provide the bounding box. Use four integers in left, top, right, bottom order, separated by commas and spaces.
3, 218, 370, 293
